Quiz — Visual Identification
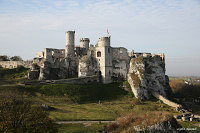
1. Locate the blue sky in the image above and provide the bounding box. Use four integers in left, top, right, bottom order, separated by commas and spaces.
0, 0, 200, 76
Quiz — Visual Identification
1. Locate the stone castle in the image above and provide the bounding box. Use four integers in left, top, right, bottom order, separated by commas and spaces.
28, 30, 165, 84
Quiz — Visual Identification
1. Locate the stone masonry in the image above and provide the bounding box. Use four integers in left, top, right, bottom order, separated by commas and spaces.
28, 30, 166, 84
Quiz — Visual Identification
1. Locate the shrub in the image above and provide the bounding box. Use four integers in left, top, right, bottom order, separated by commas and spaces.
0, 66, 29, 79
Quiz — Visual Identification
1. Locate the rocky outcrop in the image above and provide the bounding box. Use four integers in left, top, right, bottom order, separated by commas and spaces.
128, 55, 172, 100
105, 111, 181, 133
78, 55, 98, 77
134, 117, 181, 132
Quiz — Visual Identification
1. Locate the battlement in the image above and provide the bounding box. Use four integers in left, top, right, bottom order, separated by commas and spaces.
98, 36, 110, 41
80, 38, 90, 42
97, 36, 110, 47
65, 31, 75, 34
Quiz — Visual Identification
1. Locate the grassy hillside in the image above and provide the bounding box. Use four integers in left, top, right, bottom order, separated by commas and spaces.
0, 69, 200, 132
0, 67, 29, 85
0, 66, 29, 79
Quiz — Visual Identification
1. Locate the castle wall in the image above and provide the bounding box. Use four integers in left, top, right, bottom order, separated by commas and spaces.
112, 47, 130, 80
151, 91, 182, 108
74, 46, 87, 57
112, 60, 128, 80
80, 38, 90, 50
44, 48, 65, 63
36, 51, 44, 58
78, 56, 98, 77
24, 75, 100, 85
0, 61, 32, 69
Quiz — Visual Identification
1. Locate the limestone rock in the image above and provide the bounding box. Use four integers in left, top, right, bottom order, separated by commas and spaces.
133, 116, 181, 132
79, 55, 98, 77
128, 55, 172, 100
145, 117, 181, 132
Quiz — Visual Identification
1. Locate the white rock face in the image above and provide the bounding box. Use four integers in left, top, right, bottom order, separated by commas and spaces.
128, 55, 171, 100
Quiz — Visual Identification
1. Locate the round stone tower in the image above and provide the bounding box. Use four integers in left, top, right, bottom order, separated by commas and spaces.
97, 37, 110, 47
65, 31, 75, 57
80, 38, 90, 50
96, 36, 112, 84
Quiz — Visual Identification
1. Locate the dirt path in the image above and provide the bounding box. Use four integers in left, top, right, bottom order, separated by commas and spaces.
55, 120, 115, 124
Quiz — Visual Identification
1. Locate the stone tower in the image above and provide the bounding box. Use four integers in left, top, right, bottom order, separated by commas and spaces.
65, 31, 75, 57
96, 36, 112, 84
80, 38, 90, 51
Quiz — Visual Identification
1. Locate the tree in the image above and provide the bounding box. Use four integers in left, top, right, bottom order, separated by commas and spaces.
0, 90, 57, 133
0, 55, 10, 61
10, 56, 23, 61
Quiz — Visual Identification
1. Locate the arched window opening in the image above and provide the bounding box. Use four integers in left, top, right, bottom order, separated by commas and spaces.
97, 51, 101, 57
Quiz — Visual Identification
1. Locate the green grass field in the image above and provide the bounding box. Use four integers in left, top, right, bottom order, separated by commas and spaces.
57, 123, 106, 133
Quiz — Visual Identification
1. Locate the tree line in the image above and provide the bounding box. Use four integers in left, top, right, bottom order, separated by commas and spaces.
0, 55, 23, 61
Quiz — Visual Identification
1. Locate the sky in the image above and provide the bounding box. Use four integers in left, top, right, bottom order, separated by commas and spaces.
0, 0, 200, 77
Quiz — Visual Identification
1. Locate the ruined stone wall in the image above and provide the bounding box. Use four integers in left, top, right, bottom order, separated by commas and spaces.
49, 75, 100, 84
151, 91, 182, 108
74, 46, 87, 57
0, 61, 32, 69
80, 38, 90, 50
88, 45, 95, 57
112, 47, 130, 80
78, 55, 98, 77
44, 48, 65, 62
25, 75, 100, 85
36, 51, 44, 58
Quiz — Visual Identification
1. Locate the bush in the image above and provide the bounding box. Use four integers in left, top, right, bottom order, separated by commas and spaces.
39, 83, 127, 103
0, 90, 57, 132
0, 66, 29, 79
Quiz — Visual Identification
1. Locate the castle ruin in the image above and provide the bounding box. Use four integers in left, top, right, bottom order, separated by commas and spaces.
29, 31, 165, 84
